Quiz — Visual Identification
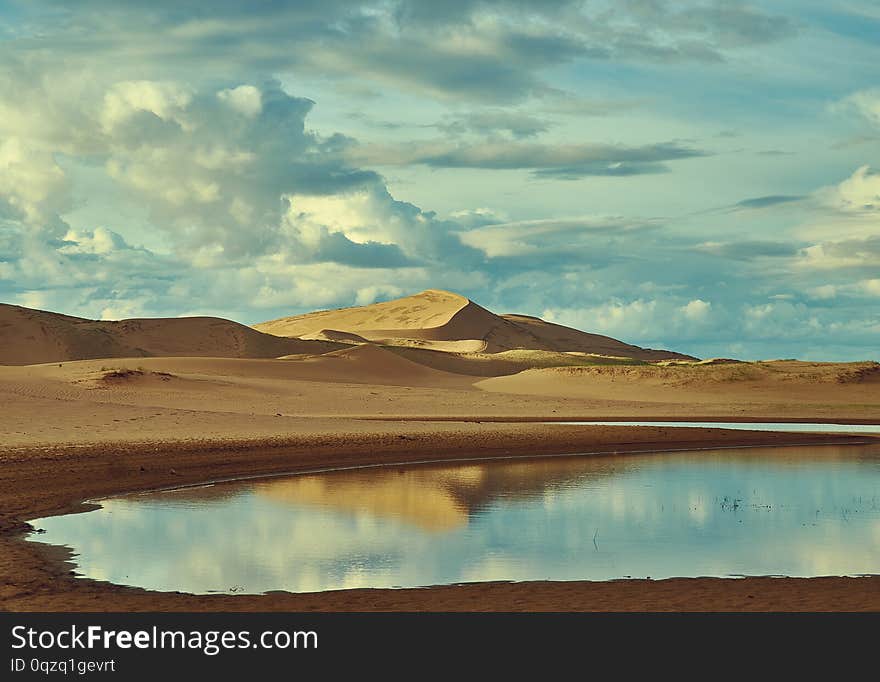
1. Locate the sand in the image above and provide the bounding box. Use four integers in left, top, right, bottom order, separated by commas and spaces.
1, 354, 878, 611
1, 292, 879, 611
0, 303, 344, 365
254, 289, 694, 358
3, 424, 878, 612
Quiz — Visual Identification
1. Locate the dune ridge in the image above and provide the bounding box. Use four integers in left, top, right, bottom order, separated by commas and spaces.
1, 288, 695, 366
255, 289, 695, 360
0, 303, 344, 366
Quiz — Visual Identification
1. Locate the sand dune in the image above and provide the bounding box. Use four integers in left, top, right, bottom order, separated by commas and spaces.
24, 344, 471, 389
498, 313, 693, 361
476, 360, 880, 405
255, 289, 695, 360
298, 329, 370, 344
2, 289, 694, 366
380, 346, 648, 377
0, 303, 343, 365
287, 343, 472, 386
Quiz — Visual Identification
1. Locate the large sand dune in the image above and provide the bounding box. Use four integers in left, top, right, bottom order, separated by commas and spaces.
254, 289, 695, 360
2, 289, 693, 366
0, 303, 343, 365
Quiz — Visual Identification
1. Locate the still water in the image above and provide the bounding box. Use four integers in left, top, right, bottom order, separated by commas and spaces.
31, 443, 880, 594
557, 421, 880, 433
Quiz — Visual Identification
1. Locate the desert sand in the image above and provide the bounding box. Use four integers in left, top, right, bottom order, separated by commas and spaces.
254, 289, 695, 359
0, 302, 343, 365
1, 290, 878, 611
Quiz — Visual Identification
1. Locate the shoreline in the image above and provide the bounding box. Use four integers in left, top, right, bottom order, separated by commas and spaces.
3, 423, 879, 612
65, 437, 879, 505
357, 415, 880, 425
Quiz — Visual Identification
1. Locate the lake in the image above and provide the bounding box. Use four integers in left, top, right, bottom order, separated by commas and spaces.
556, 421, 880, 433
30, 442, 880, 594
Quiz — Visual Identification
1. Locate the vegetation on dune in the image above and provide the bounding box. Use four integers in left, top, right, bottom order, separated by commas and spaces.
492, 350, 648, 368
528, 360, 880, 386
97, 367, 174, 381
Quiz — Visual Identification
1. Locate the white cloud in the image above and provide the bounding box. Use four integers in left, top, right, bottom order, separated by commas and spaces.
819, 165, 880, 214
0, 137, 69, 227
217, 85, 263, 118
839, 89, 880, 127
59, 227, 127, 255
796, 242, 880, 270
809, 284, 839, 300
861, 279, 880, 296
681, 299, 711, 321
101, 81, 193, 132
354, 285, 406, 306
458, 216, 653, 258
543, 299, 672, 342
100, 299, 150, 321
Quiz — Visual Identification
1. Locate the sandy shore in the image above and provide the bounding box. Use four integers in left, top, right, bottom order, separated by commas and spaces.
2, 351, 878, 611
3, 422, 878, 612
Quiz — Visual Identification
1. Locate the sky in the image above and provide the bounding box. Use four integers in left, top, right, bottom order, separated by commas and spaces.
0, 0, 878, 361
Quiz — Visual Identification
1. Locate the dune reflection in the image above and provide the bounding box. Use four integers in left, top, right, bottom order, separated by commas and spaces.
256, 470, 471, 531
30, 444, 880, 595
253, 457, 621, 532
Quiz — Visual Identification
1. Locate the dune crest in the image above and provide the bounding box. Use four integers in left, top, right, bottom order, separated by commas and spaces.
2, 289, 695, 366
255, 289, 695, 360
0, 303, 344, 366
290, 343, 471, 386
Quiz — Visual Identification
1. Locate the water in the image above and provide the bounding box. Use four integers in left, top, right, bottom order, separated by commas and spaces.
30, 443, 880, 594
556, 421, 880, 433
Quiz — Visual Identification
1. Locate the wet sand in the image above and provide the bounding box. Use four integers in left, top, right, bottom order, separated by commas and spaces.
3, 422, 878, 612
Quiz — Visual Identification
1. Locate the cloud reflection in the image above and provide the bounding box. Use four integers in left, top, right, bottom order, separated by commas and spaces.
31, 445, 880, 594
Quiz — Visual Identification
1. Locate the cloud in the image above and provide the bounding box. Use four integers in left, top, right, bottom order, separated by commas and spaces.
732, 195, 805, 210
812, 8, 880, 46
0, 74, 480, 318
694, 241, 800, 260
280, 186, 478, 266
459, 216, 657, 258
217, 85, 263, 118
808, 279, 880, 300
58, 227, 130, 255
0, 137, 70, 229
838, 89, 880, 126
101, 81, 193, 133
350, 140, 706, 177
435, 110, 551, 138
798, 166, 880, 242
795, 238, 880, 271
1, 1, 800, 106
542, 296, 719, 347
681, 299, 711, 321
819, 165, 880, 213
0, 0, 876, 364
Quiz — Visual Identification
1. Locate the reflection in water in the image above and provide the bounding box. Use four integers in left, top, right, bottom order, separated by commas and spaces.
31, 444, 880, 594
558, 421, 880, 433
